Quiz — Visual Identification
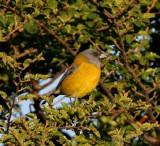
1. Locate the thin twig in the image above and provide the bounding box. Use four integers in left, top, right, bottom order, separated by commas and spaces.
41, 120, 49, 146
13, 48, 38, 60
99, 80, 115, 103
146, 0, 159, 13
33, 19, 76, 57
39, 0, 48, 11
2, 0, 25, 18
96, 25, 110, 31
11, 129, 23, 146
4, 23, 27, 41
6, 81, 19, 133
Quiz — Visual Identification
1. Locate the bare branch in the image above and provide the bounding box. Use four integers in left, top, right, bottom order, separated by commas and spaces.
33, 19, 76, 57
6, 81, 19, 133
12, 47, 38, 60
96, 25, 110, 32
99, 80, 115, 103
146, 0, 159, 13
39, 0, 48, 11
2, 0, 25, 18
4, 22, 26, 41
144, 134, 160, 146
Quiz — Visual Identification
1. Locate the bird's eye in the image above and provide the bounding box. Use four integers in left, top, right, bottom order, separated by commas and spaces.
92, 50, 100, 57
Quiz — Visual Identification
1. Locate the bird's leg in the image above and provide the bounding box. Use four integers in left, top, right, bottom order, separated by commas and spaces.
69, 96, 74, 107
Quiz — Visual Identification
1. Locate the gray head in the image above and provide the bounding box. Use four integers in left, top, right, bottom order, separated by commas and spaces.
80, 49, 107, 68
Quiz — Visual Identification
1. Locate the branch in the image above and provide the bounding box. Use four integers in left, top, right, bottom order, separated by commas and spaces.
90, 0, 114, 19
11, 129, 23, 146
6, 81, 19, 134
4, 22, 26, 41
96, 25, 110, 32
114, 0, 136, 18
112, 20, 160, 132
88, 38, 101, 51
144, 134, 160, 145
3, 0, 75, 57
2, 0, 25, 18
12, 47, 38, 60
31, 80, 45, 123
99, 80, 115, 103
91, 0, 136, 19
44, 4, 69, 24
124, 112, 135, 123
33, 19, 76, 57
41, 121, 49, 146
146, 0, 159, 13
39, 0, 48, 11
113, 20, 148, 92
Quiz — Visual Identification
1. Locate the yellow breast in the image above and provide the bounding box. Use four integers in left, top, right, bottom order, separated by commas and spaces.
60, 63, 101, 98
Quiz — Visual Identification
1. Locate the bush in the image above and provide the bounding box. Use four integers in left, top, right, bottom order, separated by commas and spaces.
0, 0, 160, 145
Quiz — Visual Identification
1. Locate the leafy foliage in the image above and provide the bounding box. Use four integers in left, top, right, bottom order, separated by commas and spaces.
0, 0, 160, 145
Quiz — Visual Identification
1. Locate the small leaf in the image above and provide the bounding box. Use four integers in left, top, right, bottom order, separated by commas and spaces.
19, 94, 37, 102
65, 24, 71, 33
134, 19, 141, 27
61, 102, 69, 110
23, 58, 33, 67
155, 105, 160, 113
142, 71, 149, 80
24, 21, 38, 34
126, 35, 133, 44
142, 13, 155, 19
138, 30, 149, 37
0, 91, 7, 100
156, 2, 160, 9
89, 123, 101, 138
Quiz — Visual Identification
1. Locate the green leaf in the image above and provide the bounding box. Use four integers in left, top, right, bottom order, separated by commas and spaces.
65, 24, 71, 33
40, 95, 53, 105
0, 121, 7, 128
77, 24, 85, 31
87, 12, 97, 19
146, 52, 160, 60
23, 58, 33, 67
142, 71, 149, 80
99, 116, 117, 126
126, 35, 133, 44
138, 30, 149, 37
86, 21, 94, 28
155, 105, 160, 112
0, 91, 7, 100
61, 102, 69, 110
142, 13, 155, 19
19, 94, 37, 102
58, 11, 69, 23
142, 39, 149, 47
156, 2, 160, 9
134, 19, 141, 27
0, 35, 6, 42
89, 123, 101, 138
46, 0, 58, 12
24, 21, 38, 34
24, 73, 50, 80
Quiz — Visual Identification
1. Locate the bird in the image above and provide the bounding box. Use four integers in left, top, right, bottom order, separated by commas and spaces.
55, 49, 107, 98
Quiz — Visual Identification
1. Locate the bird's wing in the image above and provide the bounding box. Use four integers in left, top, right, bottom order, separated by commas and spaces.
55, 64, 79, 90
